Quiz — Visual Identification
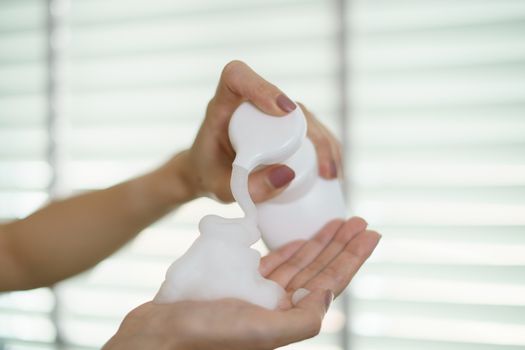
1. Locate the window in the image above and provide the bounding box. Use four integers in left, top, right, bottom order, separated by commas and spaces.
348, 1, 525, 349
0, 0, 524, 349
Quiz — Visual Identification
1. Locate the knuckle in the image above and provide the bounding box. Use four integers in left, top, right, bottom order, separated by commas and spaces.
324, 264, 344, 285
289, 263, 321, 290
252, 80, 278, 99
343, 247, 364, 266
334, 224, 356, 244
305, 260, 324, 276
124, 303, 148, 321
334, 230, 354, 246
213, 186, 234, 203
284, 256, 303, 272
123, 308, 140, 323
221, 60, 246, 79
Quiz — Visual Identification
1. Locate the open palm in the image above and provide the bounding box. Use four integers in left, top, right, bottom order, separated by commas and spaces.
259, 217, 380, 308
106, 217, 379, 350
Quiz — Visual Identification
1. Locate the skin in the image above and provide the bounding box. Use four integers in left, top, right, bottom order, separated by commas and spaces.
0, 60, 380, 348
105, 219, 380, 350
185, 60, 342, 202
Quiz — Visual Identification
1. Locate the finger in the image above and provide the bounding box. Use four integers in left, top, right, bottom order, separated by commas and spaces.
287, 217, 368, 291
214, 60, 296, 118
267, 220, 344, 288
321, 124, 344, 179
259, 240, 306, 277
334, 139, 344, 180
317, 125, 342, 179
298, 103, 338, 180
269, 289, 333, 347
248, 164, 295, 203
305, 230, 381, 296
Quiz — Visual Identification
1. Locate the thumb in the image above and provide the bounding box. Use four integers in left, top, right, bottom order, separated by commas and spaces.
293, 288, 333, 315
269, 289, 333, 347
248, 165, 295, 203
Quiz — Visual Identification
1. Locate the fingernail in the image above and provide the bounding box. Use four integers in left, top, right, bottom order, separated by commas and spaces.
324, 290, 334, 311
276, 94, 297, 113
292, 288, 310, 305
268, 166, 295, 188
319, 163, 329, 178
330, 160, 338, 178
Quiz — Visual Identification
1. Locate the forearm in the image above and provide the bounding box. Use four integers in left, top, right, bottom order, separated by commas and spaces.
0, 151, 197, 291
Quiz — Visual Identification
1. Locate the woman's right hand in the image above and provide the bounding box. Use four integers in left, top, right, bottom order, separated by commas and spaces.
178, 60, 342, 204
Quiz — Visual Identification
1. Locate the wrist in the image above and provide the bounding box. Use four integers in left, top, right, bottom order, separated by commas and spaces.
125, 150, 200, 220
154, 150, 202, 207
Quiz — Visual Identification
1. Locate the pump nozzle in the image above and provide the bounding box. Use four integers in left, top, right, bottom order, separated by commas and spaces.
228, 102, 307, 172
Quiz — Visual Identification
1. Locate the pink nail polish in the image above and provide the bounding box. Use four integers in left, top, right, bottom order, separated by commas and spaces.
276, 94, 297, 113
330, 161, 337, 178
268, 166, 295, 188
319, 162, 332, 178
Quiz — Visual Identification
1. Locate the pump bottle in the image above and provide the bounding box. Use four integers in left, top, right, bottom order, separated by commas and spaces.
228, 102, 346, 250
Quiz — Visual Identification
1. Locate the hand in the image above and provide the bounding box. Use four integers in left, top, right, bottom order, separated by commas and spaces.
178, 60, 342, 204
260, 217, 381, 307
104, 289, 333, 350
104, 217, 379, 350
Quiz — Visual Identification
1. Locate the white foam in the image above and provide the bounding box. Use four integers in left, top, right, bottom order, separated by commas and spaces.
230, 166, 257, 220
154, 165, 285, 309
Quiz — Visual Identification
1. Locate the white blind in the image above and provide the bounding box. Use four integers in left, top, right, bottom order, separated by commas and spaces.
347, 1, 525, 350
1, 1, 524, 350
0, 0, 57, 349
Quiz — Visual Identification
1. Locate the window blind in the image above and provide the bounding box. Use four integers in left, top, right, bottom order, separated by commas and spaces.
347, 1, 525, 350
0, 0, 57, 349
0, 1, 524, 350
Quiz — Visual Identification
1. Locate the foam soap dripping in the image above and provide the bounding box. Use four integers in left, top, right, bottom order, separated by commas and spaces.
231, 165, 257, 221
154, 164, 285, 309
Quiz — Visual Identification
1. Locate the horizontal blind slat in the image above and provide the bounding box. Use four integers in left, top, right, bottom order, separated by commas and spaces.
348, 0, 525, 348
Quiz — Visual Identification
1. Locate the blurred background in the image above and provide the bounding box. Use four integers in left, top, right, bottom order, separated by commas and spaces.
1, 0, 525, 349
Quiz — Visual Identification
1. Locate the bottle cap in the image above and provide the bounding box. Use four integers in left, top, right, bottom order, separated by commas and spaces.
229, 102, 307, 171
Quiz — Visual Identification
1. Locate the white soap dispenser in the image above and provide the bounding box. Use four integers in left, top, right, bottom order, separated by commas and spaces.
229, 102, 347, 250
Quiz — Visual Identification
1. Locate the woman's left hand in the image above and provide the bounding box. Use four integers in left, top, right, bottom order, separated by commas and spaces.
104, 217, 379, 350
